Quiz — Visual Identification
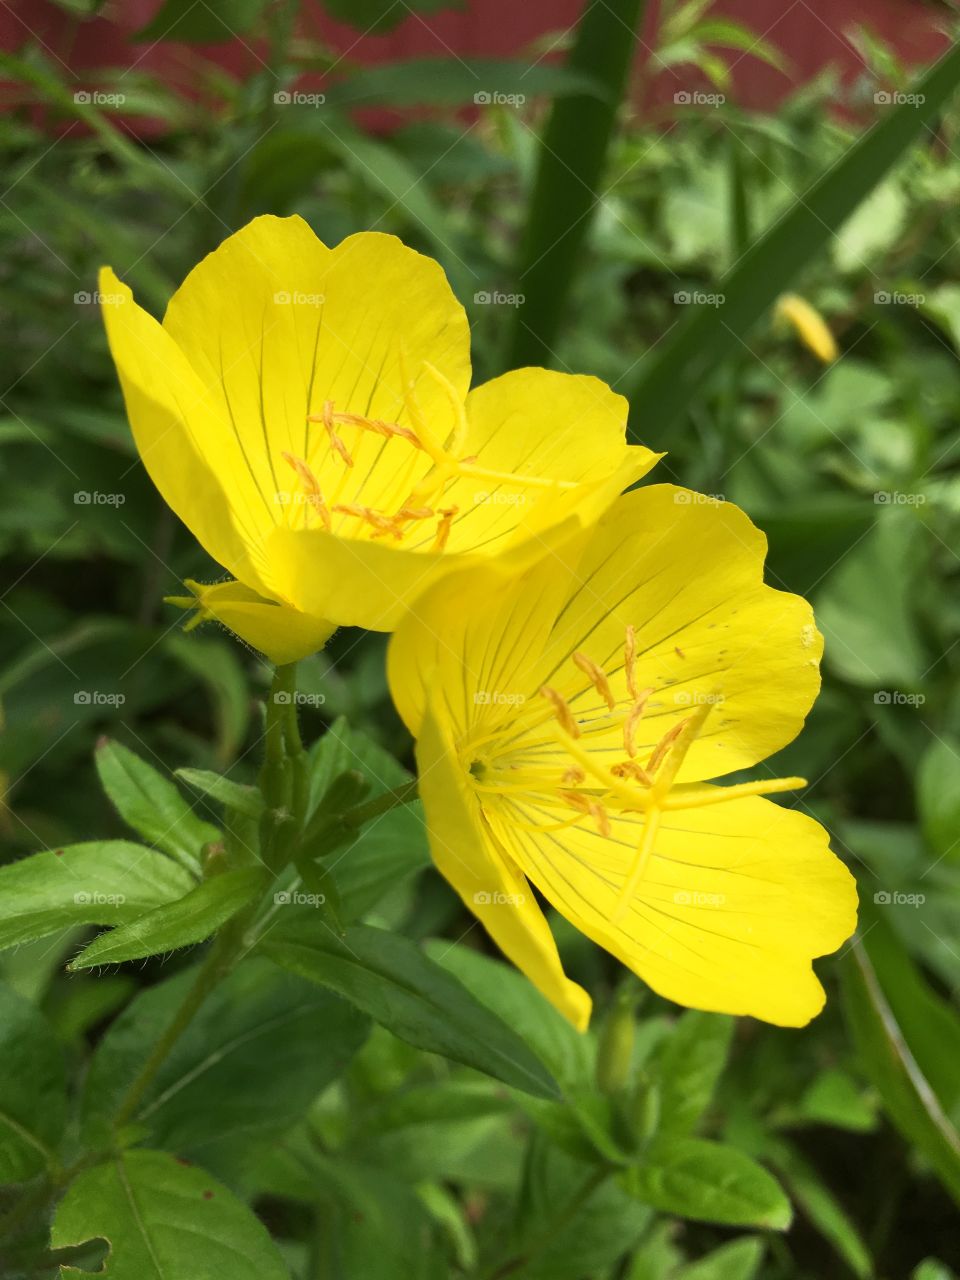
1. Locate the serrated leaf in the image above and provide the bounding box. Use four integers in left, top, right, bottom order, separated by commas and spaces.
622, 1138, 791, 1229
175, 768, 264, 820
0, 984, 66, 1183
96, 739, 219, 874
264, 923, 560, 1099
0, 841, 195, 951
70, 867, 264, 969
51, 1149, 288, 1278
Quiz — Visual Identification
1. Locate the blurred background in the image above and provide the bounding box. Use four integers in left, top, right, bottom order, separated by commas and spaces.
1, 0, 959, 1275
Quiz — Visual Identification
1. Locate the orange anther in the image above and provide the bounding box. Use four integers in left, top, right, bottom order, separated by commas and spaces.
573, 651, 616, 710
541, 686, 580, 738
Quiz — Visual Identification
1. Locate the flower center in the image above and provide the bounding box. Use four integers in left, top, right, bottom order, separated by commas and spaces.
466, 625, 806, 920
278, 358, 577, 549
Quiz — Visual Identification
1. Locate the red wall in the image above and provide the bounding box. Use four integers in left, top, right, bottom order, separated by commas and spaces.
0, 0, 949, 112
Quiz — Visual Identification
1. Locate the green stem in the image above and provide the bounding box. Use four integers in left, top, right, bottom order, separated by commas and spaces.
504, 0, 648, 370
113, 924, 243, 1131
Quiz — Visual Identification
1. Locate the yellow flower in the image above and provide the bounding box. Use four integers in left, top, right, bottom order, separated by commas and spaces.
99, 216, 659, 662
775, 293, 838, 363
388, 485, 857, 1031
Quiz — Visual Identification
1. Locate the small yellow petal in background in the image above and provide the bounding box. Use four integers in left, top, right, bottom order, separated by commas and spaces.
775, 292, 838, 363
167, 579, 335, 665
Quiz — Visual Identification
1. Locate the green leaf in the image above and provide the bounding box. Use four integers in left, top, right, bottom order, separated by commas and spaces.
69, 867, 264, 969
424, 939, 593, 1093
841, 923, 960, 1204
652, 1011, 734, 1137
0, 841, 195, 951
622, 1138, 792, 1229
50, 1149, 288, 1278
677, 1237, 765, 1280
0, 984, 65, 1183
81, 958, 368, 1161
263, 923, 561, 1099
133, 0, 269, 43
96, 739, 220, 874
506, 0, 647, 368
765, 1138, 872, 1279
626, 41, 960, 435
917, 736, 960, 863
175, 768, 265, 820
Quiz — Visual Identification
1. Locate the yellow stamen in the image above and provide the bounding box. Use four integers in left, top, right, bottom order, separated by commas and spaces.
625, 624, 638, 701
623, 687, 654, 758
562, 766, 586, 784
423, 360, 469, 456
573, 651, 616, 711
282, 451, 331, 531
332, 503, 402, 538
646, 719, 689, 777
541, 686, 580, 738
611, 759, 653, 786
319, 400, 354, 467
432, 505, 458, 552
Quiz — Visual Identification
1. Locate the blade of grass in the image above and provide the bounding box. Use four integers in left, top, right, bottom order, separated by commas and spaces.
625, 40, 960, 439
505, 0, 649, 370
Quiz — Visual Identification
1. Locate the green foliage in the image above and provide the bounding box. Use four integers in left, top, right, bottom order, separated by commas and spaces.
0, 1, 958, 1274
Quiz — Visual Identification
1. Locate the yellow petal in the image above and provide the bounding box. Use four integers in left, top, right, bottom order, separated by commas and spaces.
268, 367, 658, 631
417, 704, 591, 1030
162, 215, 470, 521
483, 790, 858, 1026
168, 579, 335, 664
98, 268, 275, 595
775, 293, 838, 363
389, 484, 822, 780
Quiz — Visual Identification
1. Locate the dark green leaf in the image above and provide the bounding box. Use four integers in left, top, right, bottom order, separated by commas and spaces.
133, 0, 269, 43
653, 1011, 734, 1137
81, 958, 368, 1161
51, 1149, 288, 1278
0, 984, 66, 1183
264, 923, 561, 1099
